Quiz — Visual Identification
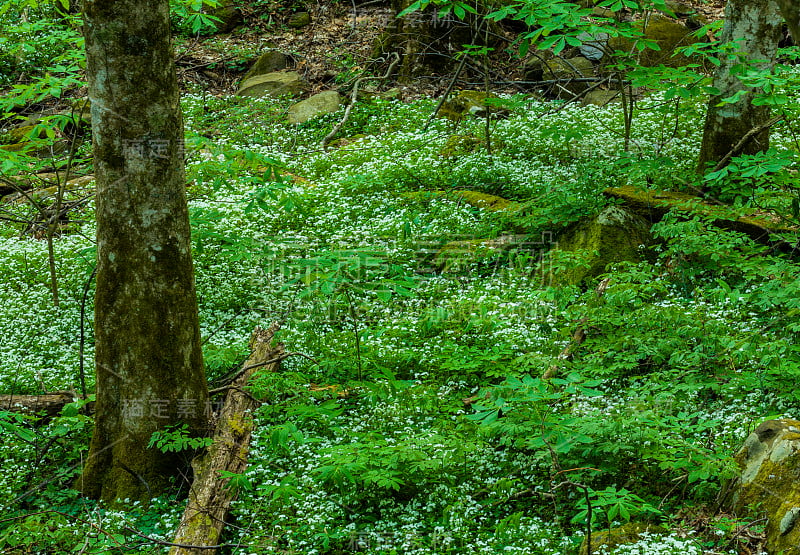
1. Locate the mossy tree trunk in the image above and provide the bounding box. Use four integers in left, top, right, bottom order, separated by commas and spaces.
696, 0, 783, 173
78, 0, 209, 504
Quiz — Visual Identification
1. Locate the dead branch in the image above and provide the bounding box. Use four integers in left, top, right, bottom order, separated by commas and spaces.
321, 52, 401, 150
169, 323, 284, 555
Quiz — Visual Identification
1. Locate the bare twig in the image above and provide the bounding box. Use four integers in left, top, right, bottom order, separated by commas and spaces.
321, 52, 400, 150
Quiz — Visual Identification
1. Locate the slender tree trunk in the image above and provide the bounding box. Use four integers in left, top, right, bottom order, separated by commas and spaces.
78, 0, 209, 504
696, 0, 783, 173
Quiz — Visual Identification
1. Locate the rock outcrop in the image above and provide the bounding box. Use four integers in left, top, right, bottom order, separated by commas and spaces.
549, 205, 653, 284
728, 419, 800, 555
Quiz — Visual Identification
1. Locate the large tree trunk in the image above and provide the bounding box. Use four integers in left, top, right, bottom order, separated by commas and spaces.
78, 0, 209, 504
696, 0, 784, 173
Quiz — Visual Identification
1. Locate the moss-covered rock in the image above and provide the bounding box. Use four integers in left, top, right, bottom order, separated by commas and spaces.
439, 134, 484, 158
241, 50, 289, 82
729, 419, 800, 554
327, 134, 367, 149
542, 56, 595, 98
523, 50, 555, 81
434, 235, 529, 273
209, 0, 242, 33
236, 71, 307, 98
438, 91, 509, 122
550, 205, 654, 284
582, 89, 622, 106
0, 142, 25, 152
8, 125, 47, 143
287, 11, 311, 29
663, 0, 694, 16
578, 522, 668, 555
608, 15, 699, 68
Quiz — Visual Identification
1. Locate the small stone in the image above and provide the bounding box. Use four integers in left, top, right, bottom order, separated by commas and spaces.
780, 507, 800, 536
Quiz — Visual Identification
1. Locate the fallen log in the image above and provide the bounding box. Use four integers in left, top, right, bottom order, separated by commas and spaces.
0, 391, 91, 418
604, 185, 795, 251
170, 324, 285, 555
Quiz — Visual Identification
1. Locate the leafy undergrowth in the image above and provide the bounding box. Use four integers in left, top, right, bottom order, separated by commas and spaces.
2, 76, 800, 554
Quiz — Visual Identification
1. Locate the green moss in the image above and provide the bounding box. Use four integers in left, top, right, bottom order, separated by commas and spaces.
541, 57, 595, 97
438, 91, 503, 122
0, 142, 26, 152
434, 235, 527, 273
605, 184, 795, 242
402, 190, 517, 212
327, 134, 367, 149
439, 134, 483, 158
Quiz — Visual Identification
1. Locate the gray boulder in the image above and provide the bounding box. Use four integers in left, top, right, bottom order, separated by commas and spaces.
288, 91, 342, 124
577, 32, 609, 61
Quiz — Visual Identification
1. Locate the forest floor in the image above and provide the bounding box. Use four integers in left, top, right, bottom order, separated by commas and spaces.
0, 1, 799, 554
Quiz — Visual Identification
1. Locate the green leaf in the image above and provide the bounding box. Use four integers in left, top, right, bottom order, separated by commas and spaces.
375, 289, 392, 302
397, 0, 425, 18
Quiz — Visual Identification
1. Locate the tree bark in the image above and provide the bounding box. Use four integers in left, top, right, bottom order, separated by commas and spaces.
778, 0, 800, 44
170, 325, 284, 555
696, 0, 784, 173
78, 0, 209, 504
